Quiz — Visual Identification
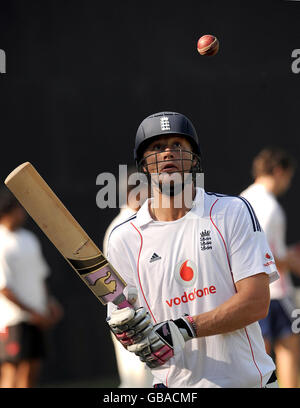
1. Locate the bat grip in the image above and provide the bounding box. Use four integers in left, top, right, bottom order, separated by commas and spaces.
112, 293, 134, 309
117, 299, 134, 309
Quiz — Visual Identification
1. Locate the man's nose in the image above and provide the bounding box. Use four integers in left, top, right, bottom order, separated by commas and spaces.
162, 146, 175, 160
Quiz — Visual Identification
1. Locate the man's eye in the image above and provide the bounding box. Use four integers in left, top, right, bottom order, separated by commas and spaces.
173, 142, 181, 147
153, 145, 162, 150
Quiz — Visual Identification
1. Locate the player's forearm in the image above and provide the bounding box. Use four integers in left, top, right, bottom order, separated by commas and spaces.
1, 286, 61, 329
192, 291, 268, 337
0, 287, 35, 313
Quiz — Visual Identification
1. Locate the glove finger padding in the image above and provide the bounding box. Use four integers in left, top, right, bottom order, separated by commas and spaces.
108, 307, 136, 329
127, 315, 196, 369
107, 307, 153, 347
128, 320, 186, 369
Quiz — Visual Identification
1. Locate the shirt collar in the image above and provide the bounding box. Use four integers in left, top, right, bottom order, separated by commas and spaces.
136, 187, 205, 227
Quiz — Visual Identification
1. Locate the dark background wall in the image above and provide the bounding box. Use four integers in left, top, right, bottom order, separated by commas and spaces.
0, 0, 299, 386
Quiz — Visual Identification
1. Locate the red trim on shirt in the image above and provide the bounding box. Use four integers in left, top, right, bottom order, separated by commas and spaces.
244, 327, 263, 387
130, 222, 157, 324
165, 368, 171, 388
209, 199, 236, 289
209, 198, 263, 388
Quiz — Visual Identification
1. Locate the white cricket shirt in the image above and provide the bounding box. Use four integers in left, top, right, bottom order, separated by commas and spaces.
0, 226, 50, 328
107, 188, 279, 388
240, 183, 292, 299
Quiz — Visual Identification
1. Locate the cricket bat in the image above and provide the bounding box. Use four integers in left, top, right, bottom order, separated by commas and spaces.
4, 162, 131, 309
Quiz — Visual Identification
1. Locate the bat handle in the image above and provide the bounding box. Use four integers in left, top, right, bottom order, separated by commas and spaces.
117, 299, 134, 309
112, 293, 134, 309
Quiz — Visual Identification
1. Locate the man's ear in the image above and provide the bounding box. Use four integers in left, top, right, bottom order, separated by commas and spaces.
191, 151, 197, 167
142, 161, 147, 173
272, 166, 284, 178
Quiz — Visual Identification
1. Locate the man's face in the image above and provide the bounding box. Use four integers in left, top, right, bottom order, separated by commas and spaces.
141, 135, 196, 197
142, 135, 194, 175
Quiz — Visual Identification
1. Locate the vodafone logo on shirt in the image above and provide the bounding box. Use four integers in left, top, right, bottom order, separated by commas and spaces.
174, 260, 197, 288
168, 259, 217, 308
166, 285, 217, 308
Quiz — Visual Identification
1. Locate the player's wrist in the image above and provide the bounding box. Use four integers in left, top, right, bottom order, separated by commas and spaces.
173, 315, 197, 341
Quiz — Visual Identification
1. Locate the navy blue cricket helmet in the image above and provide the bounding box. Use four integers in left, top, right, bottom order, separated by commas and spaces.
134, 111, 203, 172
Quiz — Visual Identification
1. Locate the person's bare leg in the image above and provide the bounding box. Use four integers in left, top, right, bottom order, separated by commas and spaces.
28, 359, 41, 387
274, 334, 300, 388
15, 359, 41, 388
0, 362, 17, 387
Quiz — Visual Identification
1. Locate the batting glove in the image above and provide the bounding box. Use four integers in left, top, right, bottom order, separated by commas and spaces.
127, 315, 197, 369
107, 306, 153, 348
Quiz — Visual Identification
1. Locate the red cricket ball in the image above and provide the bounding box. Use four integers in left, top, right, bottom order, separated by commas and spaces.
197, 35, 219, 56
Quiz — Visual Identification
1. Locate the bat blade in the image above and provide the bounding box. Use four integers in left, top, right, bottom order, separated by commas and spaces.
5, 162, 130, 308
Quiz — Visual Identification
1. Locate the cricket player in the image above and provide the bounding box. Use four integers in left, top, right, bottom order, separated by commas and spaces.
241, 147, 300, 387
106, 112, 279, 388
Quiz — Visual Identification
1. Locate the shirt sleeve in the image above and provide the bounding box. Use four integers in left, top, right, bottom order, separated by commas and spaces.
228, 201, 279, 284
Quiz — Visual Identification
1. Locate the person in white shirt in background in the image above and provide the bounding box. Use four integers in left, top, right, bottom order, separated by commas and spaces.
0, 187, 63, 388
103, 166, 153, 388
241, 147, 300, 388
